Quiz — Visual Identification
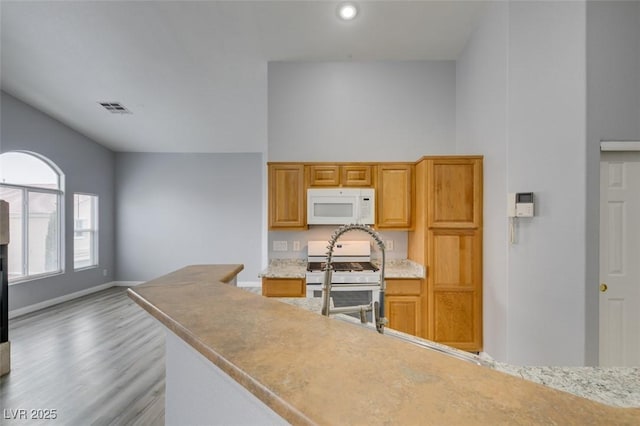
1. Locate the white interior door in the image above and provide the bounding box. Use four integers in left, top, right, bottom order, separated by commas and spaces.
600, 152, 640, 366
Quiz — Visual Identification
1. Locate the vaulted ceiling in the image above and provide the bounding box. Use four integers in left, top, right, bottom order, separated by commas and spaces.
1, 1, 488, 153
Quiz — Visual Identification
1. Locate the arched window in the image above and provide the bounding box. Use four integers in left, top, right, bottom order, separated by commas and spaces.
0, 151, 64, 282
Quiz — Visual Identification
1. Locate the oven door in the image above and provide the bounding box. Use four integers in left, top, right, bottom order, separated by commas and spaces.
307, 283, 379, 322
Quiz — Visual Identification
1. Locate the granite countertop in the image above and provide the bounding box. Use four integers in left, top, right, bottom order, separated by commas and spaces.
259, 258, 307, 278
129, 264, 640, 424
259, 258, 424, 279
494, 363, 640, 409
375, 258, 424, 278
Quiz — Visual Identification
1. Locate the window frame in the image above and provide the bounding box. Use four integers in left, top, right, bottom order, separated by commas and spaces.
0, 151, 65, 284
73, 192, 99, 271
0, 183, 64, 284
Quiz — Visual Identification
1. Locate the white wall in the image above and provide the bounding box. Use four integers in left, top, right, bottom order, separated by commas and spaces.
585, 0, 640, 365
268, 61, 456, 162
507, 0, 587, 366
267, 60, 456, 269
456, 2, 509, 362
457, 1, 588, 365
115, 153, 263, 283
1, 92, 116, 311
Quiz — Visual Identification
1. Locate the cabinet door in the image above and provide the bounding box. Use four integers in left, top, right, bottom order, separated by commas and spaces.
385, 295, 422, 336
385, 278, 424, 338
308, 164, 373, 187
428, 229, 482, 351
308, 165, 340, 187
262, 278, 306, 297
427, 158, 482, 229
268, 164, 306, 229
376, 164, 413, 229
341, 165, 373, 187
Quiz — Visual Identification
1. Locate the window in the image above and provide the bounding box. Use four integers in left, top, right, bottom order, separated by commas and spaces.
73, 193, 98, 269
0, 151, 63, 282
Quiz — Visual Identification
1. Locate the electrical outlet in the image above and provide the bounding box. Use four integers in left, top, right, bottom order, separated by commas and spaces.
385, 240, 394, 251
102, 269, 108, 277
292, 241, 301, 251
273, 241, 288, 252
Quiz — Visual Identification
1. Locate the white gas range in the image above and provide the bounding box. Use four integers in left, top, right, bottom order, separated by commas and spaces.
305, 240, 381, 316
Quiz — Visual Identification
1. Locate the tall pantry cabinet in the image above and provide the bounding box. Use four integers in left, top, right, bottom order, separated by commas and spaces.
408, 156, 483, 352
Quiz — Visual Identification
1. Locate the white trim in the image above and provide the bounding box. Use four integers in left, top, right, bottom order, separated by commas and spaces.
9, 281, 116, 319
237, 280, 261, 288
600, 141, 640, 151
8, 279, 257, 319
113, 281, 144, 287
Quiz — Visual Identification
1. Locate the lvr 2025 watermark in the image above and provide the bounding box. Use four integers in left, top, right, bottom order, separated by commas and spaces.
3, 409, 58, 420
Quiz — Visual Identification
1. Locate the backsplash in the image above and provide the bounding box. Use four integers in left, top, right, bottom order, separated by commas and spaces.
268, 226, 408, 260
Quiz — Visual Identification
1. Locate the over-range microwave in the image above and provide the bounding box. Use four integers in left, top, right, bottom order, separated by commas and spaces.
307, 188, 375, 225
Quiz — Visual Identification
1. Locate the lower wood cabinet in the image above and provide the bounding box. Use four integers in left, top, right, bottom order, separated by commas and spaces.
384, 279, 425, 338
262, 278, 306, 298
428, 229, 482, 352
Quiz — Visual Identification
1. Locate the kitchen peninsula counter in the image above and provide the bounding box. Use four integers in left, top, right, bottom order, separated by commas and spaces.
129, 265, 640, 425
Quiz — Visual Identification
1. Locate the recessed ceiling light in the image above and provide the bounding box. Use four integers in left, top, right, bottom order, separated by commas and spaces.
337, 2, 358, 21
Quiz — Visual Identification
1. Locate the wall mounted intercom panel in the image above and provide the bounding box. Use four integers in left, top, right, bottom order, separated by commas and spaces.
508, 192, 534, 218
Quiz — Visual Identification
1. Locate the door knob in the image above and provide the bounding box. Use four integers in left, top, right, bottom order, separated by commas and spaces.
600, 283, 608, 292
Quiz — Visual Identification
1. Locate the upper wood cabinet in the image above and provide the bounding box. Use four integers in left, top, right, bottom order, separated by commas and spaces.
308, 164, 373, 187
268, 164, 306, 230
427, 158, 482, 229
376, 164, 414, 229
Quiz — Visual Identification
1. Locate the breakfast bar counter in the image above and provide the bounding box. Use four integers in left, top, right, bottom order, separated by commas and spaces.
128, 264, 640, 425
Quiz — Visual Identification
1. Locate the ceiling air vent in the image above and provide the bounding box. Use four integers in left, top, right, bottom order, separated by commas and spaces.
98, 102, 131, 114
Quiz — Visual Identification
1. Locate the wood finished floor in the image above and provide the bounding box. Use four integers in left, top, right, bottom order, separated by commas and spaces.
0, 287, 165, 425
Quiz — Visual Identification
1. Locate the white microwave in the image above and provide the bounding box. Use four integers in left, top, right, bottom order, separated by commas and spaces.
307, 188, 375, 225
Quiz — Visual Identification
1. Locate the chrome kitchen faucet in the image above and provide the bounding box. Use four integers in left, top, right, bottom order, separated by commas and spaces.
321, 224, 387, 333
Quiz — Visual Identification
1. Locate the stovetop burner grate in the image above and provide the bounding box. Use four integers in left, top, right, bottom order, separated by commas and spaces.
307, 261, 379, 273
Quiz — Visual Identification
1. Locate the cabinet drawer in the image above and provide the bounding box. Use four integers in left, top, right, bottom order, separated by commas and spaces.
385, 279, 422, 295
262, 278, 306, 297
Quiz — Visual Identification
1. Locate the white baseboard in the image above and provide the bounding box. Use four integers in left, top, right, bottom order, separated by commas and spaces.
113, 281, 145, 287
8, 279, 259, 319
237, 281, 261, 288
9, 281, 119, 319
